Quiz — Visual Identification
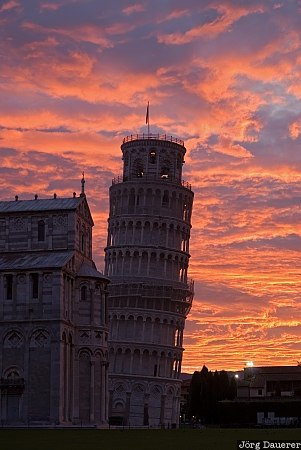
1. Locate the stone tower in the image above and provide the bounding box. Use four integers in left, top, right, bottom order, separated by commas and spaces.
105, 133, 194, 427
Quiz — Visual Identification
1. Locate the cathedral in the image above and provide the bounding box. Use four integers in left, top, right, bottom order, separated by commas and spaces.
0, 178, 109, 426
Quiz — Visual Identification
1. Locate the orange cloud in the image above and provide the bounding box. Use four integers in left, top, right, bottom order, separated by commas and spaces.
2, 0, 301, 373
157, 3, 265, 45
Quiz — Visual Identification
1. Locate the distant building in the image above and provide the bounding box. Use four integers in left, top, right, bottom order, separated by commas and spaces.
179, 373, 192, 422
237, 365, 301, 399
219, 365, 301, 426
0, 180, 109, 426
105, 133, 194, 427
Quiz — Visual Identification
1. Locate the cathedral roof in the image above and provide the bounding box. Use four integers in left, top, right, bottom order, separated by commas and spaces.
0, 197, 83, 213
0, 251, 73, 270
78, 261, 108, 280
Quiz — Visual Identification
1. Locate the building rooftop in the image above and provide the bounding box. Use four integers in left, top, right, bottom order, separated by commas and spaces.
245, 366, 301, 374
0, 251, 74, 270
122, 133, 185, 147
78, 261, 108, 280
0, 197, 84, 213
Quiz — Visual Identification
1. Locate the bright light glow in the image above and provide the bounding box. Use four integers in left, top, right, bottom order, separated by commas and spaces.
246, 361, 254, 367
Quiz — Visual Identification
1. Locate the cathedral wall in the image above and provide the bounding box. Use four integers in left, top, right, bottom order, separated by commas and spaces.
0, 271, 63, 322
0, 207, 92, 256
0, 324, 59, 424
0, 196, 109, 427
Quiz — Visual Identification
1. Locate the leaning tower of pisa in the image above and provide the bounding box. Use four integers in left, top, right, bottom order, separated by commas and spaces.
105, 133, 194, 427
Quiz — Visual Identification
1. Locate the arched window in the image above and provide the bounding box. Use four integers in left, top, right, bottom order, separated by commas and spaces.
133, 159, 144, 178
31, 273, 39, 299
7, 370, 20, 379
38, 220, 45, 241
81, 225, 86, 253
5, 274, 13, 300
80, 286, 87, 301
162, 191, 169, 207
137, 165, 144, 177
149, 149, 156, 164
161, 162, 171, 179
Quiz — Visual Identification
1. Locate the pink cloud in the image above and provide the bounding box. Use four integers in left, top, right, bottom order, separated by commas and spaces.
0, 0, 20, 13
1, 0, 301, 371
122, 3, 145, 16
157, 3, 265, 45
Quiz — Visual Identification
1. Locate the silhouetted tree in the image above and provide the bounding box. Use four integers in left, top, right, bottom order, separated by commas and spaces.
189, 371, 200, 417
228, 376, 237, 399
188, 366, 237, 424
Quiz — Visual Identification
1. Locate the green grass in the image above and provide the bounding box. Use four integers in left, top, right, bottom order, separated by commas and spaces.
0, 428, 300, 450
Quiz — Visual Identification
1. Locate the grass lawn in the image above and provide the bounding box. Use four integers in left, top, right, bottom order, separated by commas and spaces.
0, 428, 300, 450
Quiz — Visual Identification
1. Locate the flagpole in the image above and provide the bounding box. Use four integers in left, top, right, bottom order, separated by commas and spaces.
146, 101, 150, 136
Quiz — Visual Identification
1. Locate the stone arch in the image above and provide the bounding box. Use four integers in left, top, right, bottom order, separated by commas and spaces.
146, 188, 153, 208
1, 365, 25, 422
113, 399, 125, 411
2, 365, 23, 379
115, 347, 123, 373
160, 222, 167, 246
94, 349, 105, 360
136, 188, 144, 208
132, 349, 140, 373
28, 328, 51, 421
162, 190, 169, 207
126, 315, 134, 339
149, 252, 157, 277
78, 348, 92, 423
122, 188, 129, 213
3, 330, 24, 348
122, 348, 131, 373
133, 158, 144, 178
160, 160, 171, 179
29, 328, 51, 348
134, 221, 142, 244
123, 251, 131, 276
151, 350, 159, 377
38, 219, 45, 242
136, 315, 143, 339
171, 191, 177, 211
141, 251, 148, 275
113, 379, 130, 393
149, 383, 163, 404
166, 384, 175, 396
149, 148, 157, 164
129, 189, 135, 214
78, 347, 93, 358
154, 317, 161, 344
79, 282, 89, 301
132, 250, 139, 272
119, 220, 126, 245
142, 349, 149, 375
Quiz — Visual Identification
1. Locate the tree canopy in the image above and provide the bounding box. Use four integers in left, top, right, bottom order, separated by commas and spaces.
188, 365, 237, 424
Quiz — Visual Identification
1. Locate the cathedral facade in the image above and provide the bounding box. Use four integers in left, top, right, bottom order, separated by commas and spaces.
0, 186, 109, 426
105, 134, 194, 427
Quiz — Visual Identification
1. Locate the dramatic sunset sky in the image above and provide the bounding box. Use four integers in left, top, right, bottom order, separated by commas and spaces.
1, 0, 301, 372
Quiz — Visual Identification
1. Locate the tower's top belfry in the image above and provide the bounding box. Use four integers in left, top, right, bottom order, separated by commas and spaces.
120, 134, 187, 185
